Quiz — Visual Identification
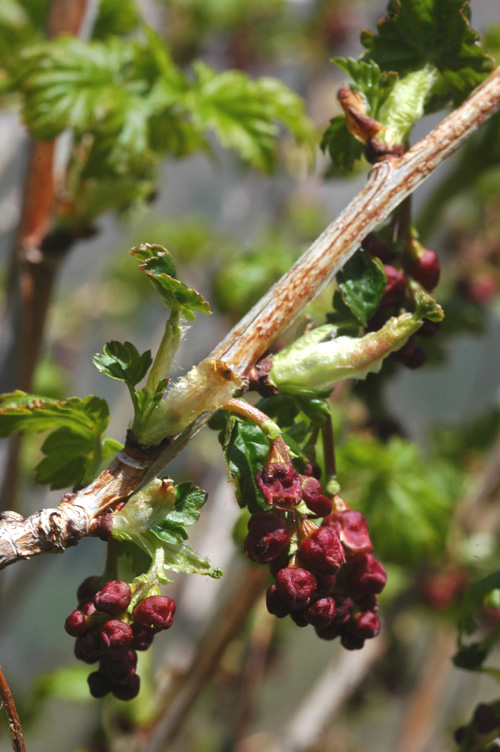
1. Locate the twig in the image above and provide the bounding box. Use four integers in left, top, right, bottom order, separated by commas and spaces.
0, 665, 26, 752
143, 566, 269, 752
0, 68, 500, 569
0, 0, 91, 509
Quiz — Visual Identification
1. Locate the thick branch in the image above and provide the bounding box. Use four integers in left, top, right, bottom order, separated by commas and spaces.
0, 67, 499, 569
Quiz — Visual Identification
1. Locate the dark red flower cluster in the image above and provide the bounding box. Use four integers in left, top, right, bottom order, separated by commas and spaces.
244, 485, 387, 650
65, 577, 176, 700
362, 232, 441, 370
255, 464, 331, 515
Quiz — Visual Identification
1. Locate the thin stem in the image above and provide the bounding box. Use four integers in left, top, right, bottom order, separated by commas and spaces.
146, 310, 182, 393
222, 398, 281, 440
0, 666, 26, 752
322, 412, 337, 490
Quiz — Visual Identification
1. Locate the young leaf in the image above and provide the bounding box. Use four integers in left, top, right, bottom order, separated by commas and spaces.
220, 417, 270, 513
332, 57, 399, 114
320, 115, 364, 175
130, 243, 211, 321
34, 427, 95, 489
153, 482, 208, 544
361, 0, 493, 104
0, 391, 109, 438
93, 341, 152, 387
337, 250, 387, 326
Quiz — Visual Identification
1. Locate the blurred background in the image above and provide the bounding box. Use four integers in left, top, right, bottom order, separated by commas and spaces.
0, 0, 500, 750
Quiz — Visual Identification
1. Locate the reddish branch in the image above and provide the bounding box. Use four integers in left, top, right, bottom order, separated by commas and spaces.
0, 66, 499, 570
0, 665, 26, 752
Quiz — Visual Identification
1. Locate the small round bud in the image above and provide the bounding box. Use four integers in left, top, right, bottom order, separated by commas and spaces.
409, 248, 440, 291
362, 232, 392, 263
352, 611, 380, 639
77, 631, 105, 661
290, 609, 309, 627
94, 580, 131, 616
133, 596, 176, 633
244, 512, 291, 563
391, 338, 427, 369
111, 673, 141, 701
275, 567, 317, 609
87, 671, 111, 698
130, 625, 155, 651
333, 595, 354, 625
453, 726, 466, 745
341, 632, 365, 651
300, 477, 332, 517
100, 648, 137, 686
266, 585, 290, 619
305, 597, 336, 628
77, 576, 101, 606
382, 265, 406, 306
345, 554, 387, 597
65, 610, 87, 637
473, 703, 498, 734
299, 527, 346, 575
315, 622, 342, 641
96, 620, 132, 651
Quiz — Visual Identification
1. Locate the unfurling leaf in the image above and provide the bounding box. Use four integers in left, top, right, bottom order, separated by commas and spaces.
93, 341, 152, 387
130, 243, 211, 321
153, 482, 208, 544
220, 416, 270, 514
269, 292, 443, 395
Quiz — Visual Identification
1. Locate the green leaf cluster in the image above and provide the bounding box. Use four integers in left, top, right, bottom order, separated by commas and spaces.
336, 435, 461, 566
0, 391, 120, 488
336, 250, 387, 327
111, 479, 222, 579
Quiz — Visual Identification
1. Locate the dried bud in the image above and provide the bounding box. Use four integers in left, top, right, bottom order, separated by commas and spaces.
244, 512, 291, 563
322, 510, 373, 561
94, 581, 131, 616
345, 554, 387, 596
275, 567, 317, 609
133, 595, 176, 632
299, 527, 346, 575
300, 476, 332, 517
256, 463, 303, 511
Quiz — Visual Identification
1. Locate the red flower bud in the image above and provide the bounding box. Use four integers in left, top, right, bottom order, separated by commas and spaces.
111, 673, 141, 701
352, 611, 380, 639
94, 580, 131, 616
305, 597, 336, 628
87, 671, 111, 698
382, 265, 406, 306
96, 620, 133, 651
133, 596, 176, 633
345, 554, 387, 596
300, 476, 332, 517
77, 576, 101, 606
244, 512, 291, 563
299, 527, 346, 575
408, 248, 440, 291
65, 610, 87, 637
266, 584, 291, 618
275, 567, 317, 609
100, 648, 137, 686
130, 625, 155, 651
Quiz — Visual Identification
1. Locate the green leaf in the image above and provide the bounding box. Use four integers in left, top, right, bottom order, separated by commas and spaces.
0, 391, 109, 438
154, 482, 208, 544
332, 57, 399, 115
360, 0, 493, 104
184, 61, 315, 172
337, 250, 387, 327
320, 115, 364, 175
93, 341, 152, 387
34, 427, 94, 489
158, 539, 223, 578
337, 435, 461, 566
130, 243, 211, 321
92, 0, 139, 40
220, 417, 270, 513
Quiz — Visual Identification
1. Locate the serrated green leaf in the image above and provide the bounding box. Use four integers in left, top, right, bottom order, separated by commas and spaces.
320, 115, 364, 175
93, 341, 152, 387
34, 427, 94, 489
337, 250, 387, 327
0, 391, 109, 438
155, 482, 208, 544
337, 435, 461, 565
140, 257, 211, 320
130, 243, 177, 275
184, 60, 314, 172
361, 0, 493, 105
221, 417, 270, 513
